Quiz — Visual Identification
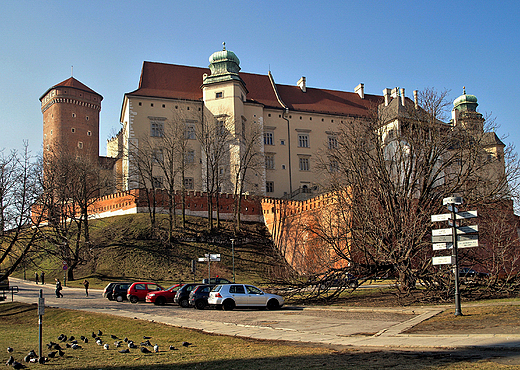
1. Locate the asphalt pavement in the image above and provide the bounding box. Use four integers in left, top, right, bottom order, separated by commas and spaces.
5, 278, 520, 350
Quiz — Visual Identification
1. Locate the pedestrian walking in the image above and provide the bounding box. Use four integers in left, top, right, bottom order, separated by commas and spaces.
83, 279, 89, 297
40, 271, 45, 285
35, 272, 39, 284
55, 278, 63, 298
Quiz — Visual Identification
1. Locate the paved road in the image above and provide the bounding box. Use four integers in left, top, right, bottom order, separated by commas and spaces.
5, 278, 520, 350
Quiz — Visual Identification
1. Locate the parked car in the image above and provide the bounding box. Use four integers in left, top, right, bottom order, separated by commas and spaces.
173, 283, 201, 308
103, 282, 132, 300
459, 268, 489, 279
188, 284, 215, 309
145, 284, 182, 305
202, 277, 231, 284
127, 282, 164, 303
208, 284, 284, 311
112, 282, 133, 302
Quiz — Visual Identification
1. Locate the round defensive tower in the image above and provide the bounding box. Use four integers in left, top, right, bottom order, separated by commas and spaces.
40, 77, 102, 165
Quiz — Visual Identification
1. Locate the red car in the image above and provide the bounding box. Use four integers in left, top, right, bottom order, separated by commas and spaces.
127, 282, 164, 303
145, 284, 182, 305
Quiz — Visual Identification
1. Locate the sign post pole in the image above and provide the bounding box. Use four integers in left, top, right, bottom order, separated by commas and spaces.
38, 289, 44, 360
450, 203, 462, 316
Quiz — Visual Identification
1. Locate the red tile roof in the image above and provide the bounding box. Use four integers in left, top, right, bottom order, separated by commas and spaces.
126, 61, 382, 117
40, 77, 103, 101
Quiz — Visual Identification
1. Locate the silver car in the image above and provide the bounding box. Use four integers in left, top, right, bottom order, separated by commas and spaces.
208, 284, 284, 311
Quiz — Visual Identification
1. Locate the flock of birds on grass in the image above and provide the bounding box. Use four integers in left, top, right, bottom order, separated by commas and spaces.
5, 329, 193, 368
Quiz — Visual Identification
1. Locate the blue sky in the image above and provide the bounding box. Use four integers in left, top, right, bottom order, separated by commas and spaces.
1, 1, 519, 158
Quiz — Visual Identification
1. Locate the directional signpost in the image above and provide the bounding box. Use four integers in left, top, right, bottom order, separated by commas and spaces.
198, 253, 221, 282
431, 197, 479, 316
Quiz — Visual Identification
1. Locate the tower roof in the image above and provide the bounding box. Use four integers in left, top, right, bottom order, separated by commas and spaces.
40, 77, 103, 101
453, 87, 477, 112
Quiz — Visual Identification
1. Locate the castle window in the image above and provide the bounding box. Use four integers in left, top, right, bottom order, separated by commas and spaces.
299, 157, 310, 171
150, 120, 164, 137
185, 124, 196, 140
152, 149, 164, 164
86, 116, 89, 121
265, 154, 275, 169
50, 130, 53, 135
78, 142, 83, 149
87, 131, 92, 136
151, 103, 154, 107
264, 132, 274, 145
266, 181, 274, 193
280, 140, 285, 145
268, 113, 271, 117
328, 135, 338, 149
298, 134, 309, 148
71, 128, 75, 133
139, 102, 142, 106
187, 107, 190, 110
185, 150, 195, 164
162, 104, 165, 108
152, 176, 163, 189
72, 113, 76, 118
216, 92, 223, 99
184, 178, 194, 190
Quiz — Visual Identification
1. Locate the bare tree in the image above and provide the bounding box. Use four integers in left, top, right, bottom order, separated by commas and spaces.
311, 88, 517, 293
232, 118, 264, 232
0, 143, 43, 283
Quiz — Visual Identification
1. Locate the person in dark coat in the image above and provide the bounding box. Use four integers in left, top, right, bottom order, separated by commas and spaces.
55, 278, 63, 298
35, 272, 39, 284
40, 271, 45, 285
83, 279, 89, 297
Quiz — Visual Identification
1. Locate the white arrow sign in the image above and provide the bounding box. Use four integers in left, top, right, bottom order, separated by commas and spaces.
456, 210, 477, 219
198, 257, 208, 262
432, 228, 453, 236
433, 255, 455, 265
431, 213, 451, 222
457, 225, 478, 234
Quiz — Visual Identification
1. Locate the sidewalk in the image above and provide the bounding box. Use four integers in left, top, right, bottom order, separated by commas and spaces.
7, 278, 520, 350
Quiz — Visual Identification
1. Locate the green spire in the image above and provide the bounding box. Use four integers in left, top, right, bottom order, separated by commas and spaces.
203, 43, 244, 85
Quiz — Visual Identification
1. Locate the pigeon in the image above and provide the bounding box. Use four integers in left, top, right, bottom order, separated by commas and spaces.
59, 334, 67, 342
140, 347, 151, 353
6, 355, 14, 366
83, 338, 89, 344
27, 350, 37, 359
143, 336, 152, 339
103, 343, 109, 350
53, 344, 62, 350
96, 339, 103, 346
140, 340, 151, 346
38, 357, 46, 364
118, 349, 129, 353
80, 335, 86, 341
182, 341, 192, 347
169, 345, 177, 350
154, 344, 159, 353
58, 349, 65, 357
48, 351, 57, 358
110, 334, 118, 340
114, 341, 122, 347
23, 355, 31, 363
123, 337, 128, 343
65, 343, 71, 348
71, 340, 78, 345
128, 342, 137, 349
71, 344, 81, 350
69, 336, 75, 341
91, 332, 97, 338
7, 346, 13, 353
97, 330, 103, 336
12, 361, 26, 369
29, 358, 39, 363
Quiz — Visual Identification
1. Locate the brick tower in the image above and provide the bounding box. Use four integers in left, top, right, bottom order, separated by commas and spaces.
40, 77, 103, 166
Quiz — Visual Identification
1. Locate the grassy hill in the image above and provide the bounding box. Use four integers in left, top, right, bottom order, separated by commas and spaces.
14, 214, 289, 289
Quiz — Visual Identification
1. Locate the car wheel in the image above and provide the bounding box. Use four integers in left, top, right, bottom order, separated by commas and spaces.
349, 281, 359, 288
222, 299, 235, 311
107, 294, 114, 301
129, 295, 138, 304
116, 295, 123, 302
155, 296, 166, 306
266, 299, 280, 310
195, 300, 206, 310
179, 298, 190, 308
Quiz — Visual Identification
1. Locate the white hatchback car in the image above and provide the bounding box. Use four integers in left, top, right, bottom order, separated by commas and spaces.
208, 284, 284, 310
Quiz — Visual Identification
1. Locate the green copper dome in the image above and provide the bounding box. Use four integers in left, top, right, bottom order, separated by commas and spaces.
204, 43, 244, 85
454, 87, 478, 112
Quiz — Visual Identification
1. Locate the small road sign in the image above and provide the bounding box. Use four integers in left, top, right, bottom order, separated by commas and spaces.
432, 228, 453, 236
433, 242, 453, 250
433, 255, 455, 265
443, 196, 463, 205
209, 254, 221, 262
198, 257, 208, 262
457, 239, 479, 249
431, 213, 451, 222
456, 210, 477, 219
432, 235, 453, 243
457, 234, 479, 241
456, 225, 478, 234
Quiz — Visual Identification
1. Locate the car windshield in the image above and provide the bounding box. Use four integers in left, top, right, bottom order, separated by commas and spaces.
166, 285, 181, 291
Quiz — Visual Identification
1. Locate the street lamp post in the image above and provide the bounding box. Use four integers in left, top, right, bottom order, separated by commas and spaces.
231, 238, 235, 283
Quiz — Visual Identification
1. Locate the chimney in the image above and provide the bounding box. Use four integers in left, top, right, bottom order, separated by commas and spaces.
413, 90, 418, 109
383, 88, 391, 106
297, 76, 306, 92
391, 87, 399, 99
355, 83, 365, 99
400, 88, 405, 106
